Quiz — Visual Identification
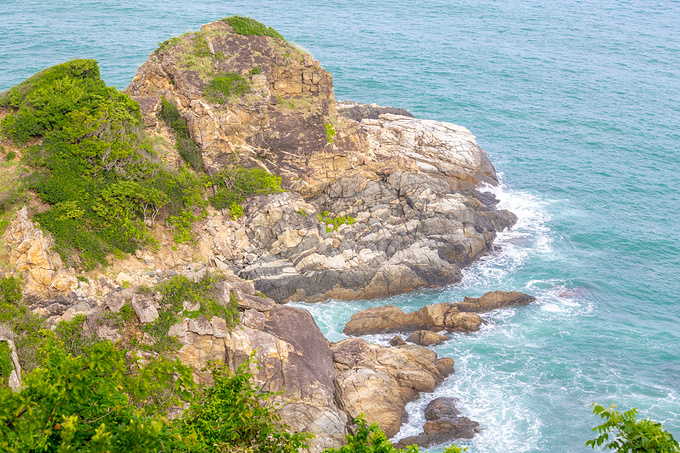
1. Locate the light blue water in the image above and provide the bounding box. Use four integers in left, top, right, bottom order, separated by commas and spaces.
2, 1, 679, 451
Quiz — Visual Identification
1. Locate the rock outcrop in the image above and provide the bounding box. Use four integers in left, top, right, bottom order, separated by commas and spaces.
2, 207, 77, 301
344, 291, 536, 336
123, 19, 517, 303
394, 397, 481, 449
331, 338, 455, 438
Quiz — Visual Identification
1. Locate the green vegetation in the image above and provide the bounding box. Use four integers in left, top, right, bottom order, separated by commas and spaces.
155, 36, 181, 54
297, 208, 307, 217
209, 166, 282, 215
250, 66, 262, 75
322, 416, 466, 453
0, 59, 209, 269
316, 211, 356, 232
5, 151, 15, 161
133, 274, 239, 354
177, 357, 311, 452
158, 98, 205, 171
586, 404, 680, 452
203, 73, 251, 104
324, 122, 336, 144
222, 16, 285, 41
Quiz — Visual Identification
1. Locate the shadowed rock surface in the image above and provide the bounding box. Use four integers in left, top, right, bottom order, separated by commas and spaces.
394, 397, 481, 449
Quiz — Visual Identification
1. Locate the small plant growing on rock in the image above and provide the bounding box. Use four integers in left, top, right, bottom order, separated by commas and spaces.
317, 211, 355, 232
250, 66, 262, 75
204, 73, 251, 104
222, 15, 286, 41
324, 122, 336, 143
297, 208, 307, 217
159, 97, 205, 171
229, 202, 244, 220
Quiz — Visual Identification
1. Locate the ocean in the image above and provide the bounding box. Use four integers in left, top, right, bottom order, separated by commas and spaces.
1, 0, 679, 451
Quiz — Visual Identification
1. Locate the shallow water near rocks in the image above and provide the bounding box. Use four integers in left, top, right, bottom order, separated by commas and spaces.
2, 1, 680, 451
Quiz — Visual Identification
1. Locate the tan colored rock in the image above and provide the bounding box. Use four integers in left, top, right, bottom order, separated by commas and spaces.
2, 206, 77, 299
332, 338, 451, 438
406, 330, 449, 346
455, 291, 536, 313
131, 296, 159, 324
444, 312, 484, 332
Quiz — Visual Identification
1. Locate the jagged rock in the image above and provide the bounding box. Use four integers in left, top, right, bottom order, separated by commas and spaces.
394, 397, 480, 449
332, 337, 454, 438
2, 206, 77, 300
389, 335, 407, 346
406, 330, 449, 346
337, 100, 414, 121
131, 295, 159, 324
344, 291, 535, 336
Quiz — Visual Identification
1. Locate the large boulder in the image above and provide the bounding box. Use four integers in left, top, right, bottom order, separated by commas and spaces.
332, 338, 454, 438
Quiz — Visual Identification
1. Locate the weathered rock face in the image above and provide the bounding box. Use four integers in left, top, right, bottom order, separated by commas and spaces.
336, 100, 414, 121
239, 173, 516, 302
394, 397, 481, 449
344, 291, 536, 336
2, 206, 77, 301
331, 337, 455, 438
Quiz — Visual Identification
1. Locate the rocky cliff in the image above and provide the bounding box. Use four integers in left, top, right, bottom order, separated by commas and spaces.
0, 17, 528, 452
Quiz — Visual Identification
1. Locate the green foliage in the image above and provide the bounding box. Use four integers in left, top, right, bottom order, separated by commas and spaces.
586, 404, 680, 452
229, 202, 244, 220
0, 60, 202, 269
156, 36, 181, 54
0, 342, 12, 386
0, 333, 194, 452
0, 276, 22, 304
316, 211, 356, 232
222, 16, 286, 41
5, 151, 16, 161
204, 73, 251, 104
136, 274, 239, 354
250, 66, 262, 75
176, 356, 311, 452
53, 314, 97, 357
159, 98, 205, 171
209, 166, 282, 211
296, 208, 307, 217
0, 219, 8, 235
324, 122, 336, 144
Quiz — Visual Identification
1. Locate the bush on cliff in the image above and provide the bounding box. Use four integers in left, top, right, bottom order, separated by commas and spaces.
222, 16, 285, 41
586, 403, 680, 452
0, 60, 210, 267
0, 333, 310, 453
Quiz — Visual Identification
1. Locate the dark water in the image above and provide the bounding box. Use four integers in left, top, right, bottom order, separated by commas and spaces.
2, 1, 679, 451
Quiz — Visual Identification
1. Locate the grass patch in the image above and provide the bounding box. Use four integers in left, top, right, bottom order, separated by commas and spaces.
155, 36, 181, 54
317, 211, 356, 232
325, 122, 336, 143
203, 73, 250, 104
158, 98, 205, 171
222, 16, 285, 41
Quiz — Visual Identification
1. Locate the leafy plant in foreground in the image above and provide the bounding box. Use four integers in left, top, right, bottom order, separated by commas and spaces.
586, 403, 680, 452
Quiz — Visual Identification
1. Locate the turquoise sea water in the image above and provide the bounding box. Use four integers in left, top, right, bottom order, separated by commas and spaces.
2, 1, 679, 451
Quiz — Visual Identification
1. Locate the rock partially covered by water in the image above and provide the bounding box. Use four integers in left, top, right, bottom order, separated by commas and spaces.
394, 397, 481, 449
337, 99, 414, 121
332, 337, 454, 438
344, 291, 536, 335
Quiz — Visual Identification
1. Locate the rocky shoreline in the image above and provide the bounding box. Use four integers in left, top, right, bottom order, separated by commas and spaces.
0, 18, 535, 452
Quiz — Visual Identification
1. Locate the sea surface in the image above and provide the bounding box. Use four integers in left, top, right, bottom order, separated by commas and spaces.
1, 1, 679, 451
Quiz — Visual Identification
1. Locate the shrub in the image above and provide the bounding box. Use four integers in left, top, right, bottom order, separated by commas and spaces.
324, 122, 336, 144
176, 356, 311, 452
222, 16, 285, 41
158, 98, 205, 171
586, 403, 680, 452
5, 151, 15, 161
203, 73, 250, 104
209, 166, 282, 211
316, 211, 356, 232
250, 66, 262, 75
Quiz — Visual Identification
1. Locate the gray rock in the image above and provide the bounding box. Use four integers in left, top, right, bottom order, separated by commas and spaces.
131, 296, 159, 324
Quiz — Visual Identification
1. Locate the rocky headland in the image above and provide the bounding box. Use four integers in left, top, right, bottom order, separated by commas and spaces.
0, 17, 535, 452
